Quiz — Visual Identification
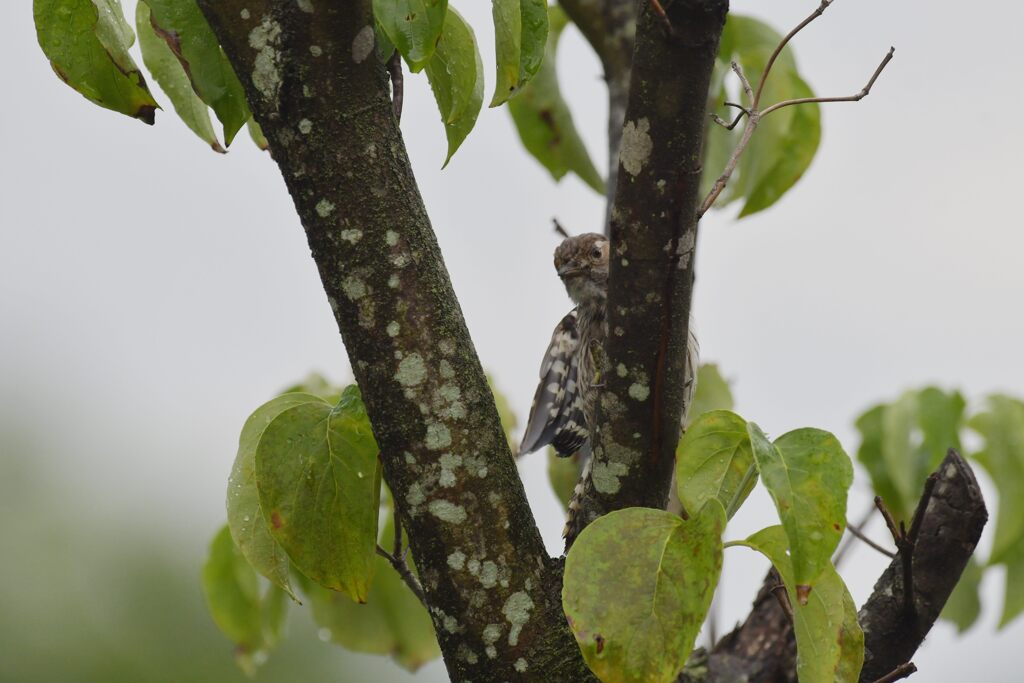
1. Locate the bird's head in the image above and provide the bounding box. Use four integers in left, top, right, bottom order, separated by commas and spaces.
553, 232, 609, 305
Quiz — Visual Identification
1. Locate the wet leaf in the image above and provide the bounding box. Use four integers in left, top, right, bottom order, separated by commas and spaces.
201, 526, 290, 674
748, 424, 852, 599
687, 363, 735, 426
676, 410, 756, 520
256, 386, 381, 601
373, 0, 448, 72
228, 392, 326, 600
730, 526, 863, 682
490, 0, 548, 106
298, 512, 440, 670
423, 7, 484, 166
136, 2, 222, 150
34, 0, 159, 123
563, 504, 725, 683
140, 0, 250, 145
507, 5, 603, 193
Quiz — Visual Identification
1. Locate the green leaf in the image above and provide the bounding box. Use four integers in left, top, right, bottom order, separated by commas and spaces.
563, 504, 725, 683
748, 424, 852, 600
34, 0, 159, 123
374, 0, 449, 73
298, 512, 440, 671
278, 372, 343, 402
256, 386, 382, 601
488, 373, 518, 450
228, 392, 327, 601
490, 0, 548, 107
704, 14, 821, 217
136, 2, 222, 151
247, 118, 269, 151
687, 363, 735, 426
941, 557, 983, 633
969, 395, 1024, 565
201, 526, 290, 674
423, 7, 485, 166
548, 448, 585, 511
1001, 542, 1024, 629
140, 0, 250, 145
676, 410, 756, 520
507, 5, 604, 193
730, 526, 864, 682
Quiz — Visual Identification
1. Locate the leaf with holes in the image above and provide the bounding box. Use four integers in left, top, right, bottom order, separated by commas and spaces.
729, 526, 863, 682
374, 0, 449, 72
748, 423, 852, 601
256, 386, 382, 601
423, 7, 484, 166
228, 392, 327, 601
676, 410, 756, 520
507, 5, 603, 193
490, 0, 548, 106
34, 0, 159, 123
136, 2, 222, 150
141, 0, 250, 145
563, 504, 725, 683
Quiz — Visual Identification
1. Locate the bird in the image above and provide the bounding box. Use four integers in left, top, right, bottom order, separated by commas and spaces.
518, 232, 699, 544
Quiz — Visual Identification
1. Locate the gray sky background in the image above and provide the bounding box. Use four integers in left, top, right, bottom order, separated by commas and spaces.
3, 0, 1023, 680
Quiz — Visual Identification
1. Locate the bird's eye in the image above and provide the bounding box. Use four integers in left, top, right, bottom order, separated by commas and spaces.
590, 246, 602, 259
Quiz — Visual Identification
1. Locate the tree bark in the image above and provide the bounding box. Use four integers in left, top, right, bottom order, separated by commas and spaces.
573, 0, 729, 535
195, 2, 593, 680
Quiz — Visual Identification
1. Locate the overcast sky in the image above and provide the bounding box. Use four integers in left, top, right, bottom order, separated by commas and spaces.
3, 0, 1023, 680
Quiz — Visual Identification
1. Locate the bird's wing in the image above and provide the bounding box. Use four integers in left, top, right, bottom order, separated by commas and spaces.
518, 309, 588, 457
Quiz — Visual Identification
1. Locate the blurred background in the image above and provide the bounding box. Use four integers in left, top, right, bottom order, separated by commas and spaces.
3, 0, 1023, 680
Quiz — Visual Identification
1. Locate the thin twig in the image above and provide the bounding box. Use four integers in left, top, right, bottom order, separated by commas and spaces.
552, 218, 571, 239
731, 61, 753, 103
847, 520, 897, 559
376, 544, 427, 606
698, 112, 759, 216
834, 501, 876, 566
875, 495, 918, 617
761, 47, 895, 117
392, 510, 403, 557
387, 50, 404, 122
871, 661, 918, 683
752, 0, 836, 109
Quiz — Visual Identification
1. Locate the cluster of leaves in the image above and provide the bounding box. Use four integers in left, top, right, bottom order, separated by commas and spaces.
203, 376, 439, 673
855, 388, 1024, 632
562, 403, 858, 682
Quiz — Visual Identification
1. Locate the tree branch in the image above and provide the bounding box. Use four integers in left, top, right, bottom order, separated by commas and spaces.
195, 1, 593, 679
567, 0, 729, 541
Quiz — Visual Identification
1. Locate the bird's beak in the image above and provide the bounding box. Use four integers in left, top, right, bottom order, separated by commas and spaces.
558, 262, 581, 278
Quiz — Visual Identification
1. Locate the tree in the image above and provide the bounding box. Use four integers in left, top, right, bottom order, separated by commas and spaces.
31, 1, 1016, 681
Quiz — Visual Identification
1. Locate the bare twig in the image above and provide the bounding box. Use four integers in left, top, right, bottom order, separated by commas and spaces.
552, 218, 572, 239
752, 0, 836, 109
847, 520, 897, 559
871, 661, 918, 683
376, 544, 427, 606
834, 501, 876, 566
387, 49, 404, 122
761, 48, 895, 117
875, 495, 922, 617
697, 0, 894, 218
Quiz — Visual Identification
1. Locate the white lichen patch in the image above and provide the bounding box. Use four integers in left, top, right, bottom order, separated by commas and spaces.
309, 44, 322, 57
591, 460, 629, 494
502, 592, 534, 646
616, 363, 628, 378
443, 615, 460, 633
296, 0, 314, 13
428, 499, 467, 524
248, 17, 283, 107
425, 422, 452, 450
514, 658, 528, 672
390, 253, 410, 268
619, 117, 653, 177
439, 360, 455, 379
439, 339, 455, 355
404, 451, 416, 465
657, 178, 667, 193
395, 353, 427, 387
406, 482, 425, 507
298, 118, 313, 134
327, 296, 339, 314
676, 231, 696, 269
467, 558, 481, 575
386, 321, 400, 337
341, 275, 366, 300
439, 469, 456, 487
388, 274, 400, 288
303, 84, 313, 98
385, 230, 400, 246
614, 326, 625, 336
447, 550, 466, 570
339, 228, 362, 243
485, 645, 497, 659
629, 382, 650, 401
483, 623, 503, 644
315, 199, 335, 217
240, 8, 250, 19
352, 25, 375, 64
479, 561, 498, 588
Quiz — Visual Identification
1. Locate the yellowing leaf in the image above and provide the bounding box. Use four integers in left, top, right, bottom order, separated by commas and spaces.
676, 410, 756, 519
